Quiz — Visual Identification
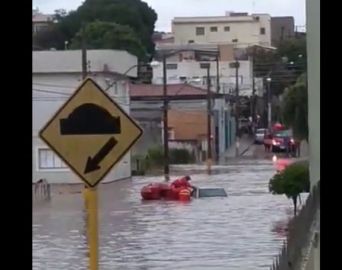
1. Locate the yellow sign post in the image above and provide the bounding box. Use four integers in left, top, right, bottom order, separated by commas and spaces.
40, 78, 143, 270
85, 187, 98, 270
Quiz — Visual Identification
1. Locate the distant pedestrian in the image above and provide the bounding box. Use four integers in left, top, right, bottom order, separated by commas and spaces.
264, 134, 272, 152
284, 136, 290, 157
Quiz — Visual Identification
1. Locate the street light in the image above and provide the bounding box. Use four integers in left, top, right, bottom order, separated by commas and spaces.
266, 77, 272, 130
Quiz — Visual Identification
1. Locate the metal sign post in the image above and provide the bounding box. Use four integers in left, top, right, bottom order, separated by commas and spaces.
85, 187, 99, 270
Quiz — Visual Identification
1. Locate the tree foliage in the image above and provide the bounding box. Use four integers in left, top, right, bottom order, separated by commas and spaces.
32, 25, 66, 50
70, 21, 146, 58
282, 73, 308, 141
277, 38, 307, 68
252, 38, 307, 96
34, 0, 157, 59
58, 0, 157, 59
269, 163, 310, 215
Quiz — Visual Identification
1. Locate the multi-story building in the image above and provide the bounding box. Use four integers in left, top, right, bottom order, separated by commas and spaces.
171, 12, 271, 48
271, 16, 295, 47
33, 49, 137, 184
32, 9, 55, 34
153, 43, 265, 97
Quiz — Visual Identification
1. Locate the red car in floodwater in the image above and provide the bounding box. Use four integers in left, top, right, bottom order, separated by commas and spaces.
264, 128, 299, 156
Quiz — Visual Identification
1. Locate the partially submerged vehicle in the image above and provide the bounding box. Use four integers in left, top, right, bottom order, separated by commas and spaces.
141, 182, 227, 201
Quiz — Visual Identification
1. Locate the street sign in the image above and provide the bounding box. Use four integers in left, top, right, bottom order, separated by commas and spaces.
39, 78, 143, 187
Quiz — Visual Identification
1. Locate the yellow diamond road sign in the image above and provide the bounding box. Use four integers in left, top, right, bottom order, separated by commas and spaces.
39, 78, 143, 187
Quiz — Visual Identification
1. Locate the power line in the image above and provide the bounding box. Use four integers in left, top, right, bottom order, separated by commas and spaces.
32, 88, 129, 100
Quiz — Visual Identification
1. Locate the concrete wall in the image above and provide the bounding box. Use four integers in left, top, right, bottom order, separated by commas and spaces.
33, 50, 137, 77
130, 102, 163, 157
306, 0, 320, 268
307, 0, 320, 188
172, 14, 271, 47
32, 73, 132, 184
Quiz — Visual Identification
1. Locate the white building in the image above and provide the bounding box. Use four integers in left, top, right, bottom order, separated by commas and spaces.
152, 59, 256, 97
172, 12, 271, 47
32, 49, 137, 184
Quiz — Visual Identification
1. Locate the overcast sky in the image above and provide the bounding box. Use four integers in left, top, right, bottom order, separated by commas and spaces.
33, 0, 306, 32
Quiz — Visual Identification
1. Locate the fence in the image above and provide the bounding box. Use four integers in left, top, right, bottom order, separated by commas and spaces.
33, 179, 51, 202
270, 181, 320, 270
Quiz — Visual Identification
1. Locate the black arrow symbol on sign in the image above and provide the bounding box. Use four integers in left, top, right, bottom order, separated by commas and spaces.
84, 137, 118, 174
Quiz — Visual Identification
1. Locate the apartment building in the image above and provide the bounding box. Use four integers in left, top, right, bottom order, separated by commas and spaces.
171, 12, 271, 47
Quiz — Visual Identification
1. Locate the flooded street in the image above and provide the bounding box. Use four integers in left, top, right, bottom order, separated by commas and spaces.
33, 160, 297, 270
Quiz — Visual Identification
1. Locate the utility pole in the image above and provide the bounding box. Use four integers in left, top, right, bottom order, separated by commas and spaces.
81, 24, 87, 80
216, 56, 220, 93
200, 62, 212, 174
251, 46, 256, 124
267, 77, 272, 130
162, 55, 170, 181
81, 23, 99, 270
234, 60, 240, 157
215, 56, 220, 162
206, 67, 212, 174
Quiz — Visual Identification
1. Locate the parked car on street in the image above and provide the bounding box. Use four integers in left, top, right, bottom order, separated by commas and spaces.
254, 128, 267, 144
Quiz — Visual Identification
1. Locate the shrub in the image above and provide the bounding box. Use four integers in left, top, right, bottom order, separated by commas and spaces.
269, 163, 310, 215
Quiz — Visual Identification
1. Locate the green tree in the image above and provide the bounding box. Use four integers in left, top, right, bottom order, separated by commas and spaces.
269, 163, 310, 216
277, 38, 307, 68
33, 25, 67, 50
57, 0, 157, 59
282, 73, 308, 141
251, 38, 307, 97
54, 9, 67, 22
70, 21, 146, 59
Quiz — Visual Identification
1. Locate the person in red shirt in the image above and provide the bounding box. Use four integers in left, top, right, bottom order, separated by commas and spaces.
171, 175, 197, 194
171, 175, 192, 188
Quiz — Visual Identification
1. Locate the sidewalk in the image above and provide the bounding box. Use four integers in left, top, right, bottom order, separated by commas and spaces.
223, 134, 254, 159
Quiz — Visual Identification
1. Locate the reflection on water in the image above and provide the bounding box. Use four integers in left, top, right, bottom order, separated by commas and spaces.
33, 160, 294, 270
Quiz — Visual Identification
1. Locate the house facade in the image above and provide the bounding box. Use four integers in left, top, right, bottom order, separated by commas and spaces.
172, 12, 271, 47
129, 83, 235, 162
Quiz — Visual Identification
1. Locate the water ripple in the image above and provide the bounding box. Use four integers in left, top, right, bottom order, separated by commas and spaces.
33, 161, 296, 270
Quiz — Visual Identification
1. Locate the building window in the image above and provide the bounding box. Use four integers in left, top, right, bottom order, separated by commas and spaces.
166, 63, 178, 70
210, 26, 218, 32
196, 27, 205, 36
179, 76, 187, 82
232, 38, 238, 43
260, 27, 266, 35
188, 40, 194, 43
224, 26, 230, 32
38, 148, 67, 170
